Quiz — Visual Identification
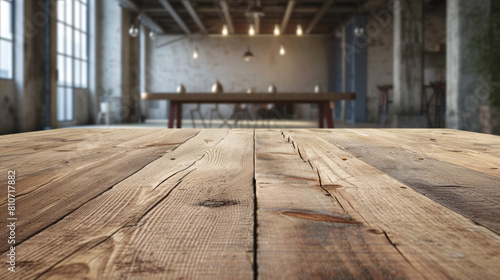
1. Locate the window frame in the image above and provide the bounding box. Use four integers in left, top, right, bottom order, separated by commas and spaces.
0, 0, 14, 80
57, 0, 89, 122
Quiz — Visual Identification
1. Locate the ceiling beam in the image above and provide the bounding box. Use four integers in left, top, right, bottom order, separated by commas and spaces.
181, 0, 207, 34
255, 0, 261, 34
138, 12, 165, 33
305, 0, 335, 34
280, 0, 295, 33
255, 16, 260, 34
116, 0, 140, 12
158, 0, 191, 35
117, 0, 165, 34
142, 6, 356, 14
219, 0, 235, 34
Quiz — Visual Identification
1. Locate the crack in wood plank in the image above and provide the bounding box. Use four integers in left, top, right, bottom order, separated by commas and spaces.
319, 129, 500, 234
255, 130, 420, 279
285, 129, 500, 279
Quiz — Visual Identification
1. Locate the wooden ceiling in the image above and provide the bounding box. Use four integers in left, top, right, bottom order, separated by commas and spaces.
117, 0, 372, 35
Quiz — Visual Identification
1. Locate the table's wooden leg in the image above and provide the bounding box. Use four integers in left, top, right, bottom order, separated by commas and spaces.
168, 101, 176, 128
325, 103, 335, 128
318, 102, 324, 128
176, 103, 182, 128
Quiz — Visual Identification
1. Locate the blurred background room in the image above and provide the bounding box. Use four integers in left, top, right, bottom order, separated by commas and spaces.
0, 0, 499, 134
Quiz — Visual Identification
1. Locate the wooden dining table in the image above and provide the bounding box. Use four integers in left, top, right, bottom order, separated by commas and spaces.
141, 92, 356, 128
1, 128, 500, 279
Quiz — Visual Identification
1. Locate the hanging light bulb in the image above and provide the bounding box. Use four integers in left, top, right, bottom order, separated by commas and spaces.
274, 24, 280, 36
296, 24, 303, 36
149, 31, 157, 40
279, 44, 285, 56
129, 24, 139, 37
354, 26, 365, 37
193, 47, 199, 59
222, 24, 228, 36
249, 24, 255, 36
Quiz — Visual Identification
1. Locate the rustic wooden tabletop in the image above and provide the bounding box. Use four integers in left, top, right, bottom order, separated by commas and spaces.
1, 129, 499, 279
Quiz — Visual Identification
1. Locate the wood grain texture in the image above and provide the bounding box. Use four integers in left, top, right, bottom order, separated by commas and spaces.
315, 129, 500, 233
286, 129, 500, 279
11, 129, 254, 279
33, 129, 255, 280
358, 129, 500, 179
0, 129, 200, 252
1, 128, 499, 280
255, 130, 420, 279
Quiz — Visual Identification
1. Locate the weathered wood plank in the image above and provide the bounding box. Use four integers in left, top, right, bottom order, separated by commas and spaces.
33, 129, 255, 279
0, 129, 159, 167
314, 129, 500, 234
3, 128, 500, 279
0, 129, 107, 159
357, 129, 500, 179
287, 129, 500, 279
0, 129, 200, 252
14, 129, 254, 279
255, 130, 421, 279
0, 129, 158, 184
393, 129, 500, 157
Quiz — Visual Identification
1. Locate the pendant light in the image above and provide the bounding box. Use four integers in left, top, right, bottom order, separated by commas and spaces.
129, 24, 139, 37
193, 47, 199, 59
354, 26, 364, 37
243, 46, 254, 62
222, 24, 228, 36
249, 24, 255, 36
245, 3, 265, 18
274, 24, 280, 36
149, 31, 156, 40
296, 24, 303, 36
279, 44, 285, 56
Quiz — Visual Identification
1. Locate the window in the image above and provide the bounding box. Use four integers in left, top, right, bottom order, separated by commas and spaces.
57, 0, 88, 121
0, 0, 13, 79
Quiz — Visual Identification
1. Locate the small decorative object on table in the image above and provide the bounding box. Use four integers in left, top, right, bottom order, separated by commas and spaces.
212, 80, 223, 94
177, 84, 186, 94
268, 84, 277, 94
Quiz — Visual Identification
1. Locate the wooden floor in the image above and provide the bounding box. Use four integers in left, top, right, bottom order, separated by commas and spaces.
1, 129, 500, 279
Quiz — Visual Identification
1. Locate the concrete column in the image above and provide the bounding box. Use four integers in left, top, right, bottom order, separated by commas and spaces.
121, 10, 140, 123
88, 0, 98, 122
14, 0, 58, 132
97, 0, 121, 123
96, 1, 139, 124
139, 25, 150, 121
446, 0, 491, 131
393, 0, 425, 127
